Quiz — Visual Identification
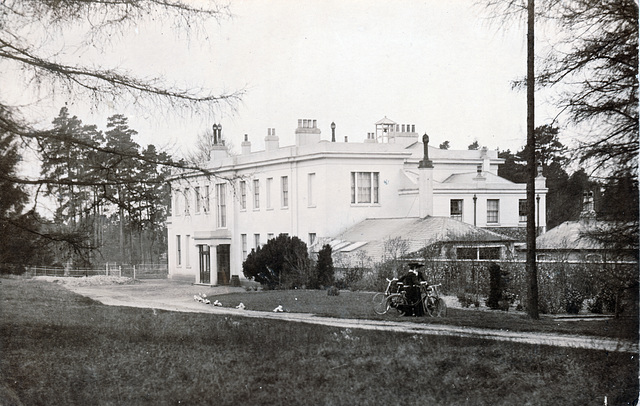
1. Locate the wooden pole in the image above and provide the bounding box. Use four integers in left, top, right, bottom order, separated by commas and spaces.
526, 0, 539, 319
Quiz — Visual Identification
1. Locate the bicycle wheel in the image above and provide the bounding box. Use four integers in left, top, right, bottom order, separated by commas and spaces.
372, 293, 388, 315
423, 296, 436, 317
386, 294, 408, 316
434, 298, 447, 317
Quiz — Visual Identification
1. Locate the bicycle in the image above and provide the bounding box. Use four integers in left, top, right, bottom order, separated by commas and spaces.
373, 279, 424, 316
422, 283, 447, 317
372, 278, 403, 315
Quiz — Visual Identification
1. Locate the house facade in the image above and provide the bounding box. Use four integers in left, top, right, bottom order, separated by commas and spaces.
166, 117, 547, 284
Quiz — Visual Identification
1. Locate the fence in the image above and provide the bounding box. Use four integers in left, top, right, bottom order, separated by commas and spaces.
26, 263, 168, 280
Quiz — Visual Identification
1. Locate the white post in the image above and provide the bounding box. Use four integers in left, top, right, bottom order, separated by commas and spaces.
106, 263, 109, 276
133, 265, 136, 280
119, 266, 122, 277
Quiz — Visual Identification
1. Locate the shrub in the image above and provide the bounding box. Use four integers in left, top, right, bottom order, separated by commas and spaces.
457, 293, 476, 308
565, 287, 584, 314
486, 262, 504, 310
327, 286, 340, 296
588, 288, 618, 314
242, 234, 310, 289
315, 244, 335, 288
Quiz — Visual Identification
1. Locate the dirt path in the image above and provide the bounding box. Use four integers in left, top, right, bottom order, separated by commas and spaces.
61, 278, 638, 354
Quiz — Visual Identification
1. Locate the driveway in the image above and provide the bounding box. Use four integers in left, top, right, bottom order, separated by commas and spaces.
59, 278, 637, 354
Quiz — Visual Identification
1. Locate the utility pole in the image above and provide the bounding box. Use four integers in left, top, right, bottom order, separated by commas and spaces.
526, 0, 539, 319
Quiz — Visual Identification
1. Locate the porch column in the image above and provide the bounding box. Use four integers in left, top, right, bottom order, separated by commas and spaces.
210, 244, 218, 285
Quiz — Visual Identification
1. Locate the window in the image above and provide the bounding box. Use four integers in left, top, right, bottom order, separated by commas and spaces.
450, 199, 463, 221
216, 184, 226, 228
456, 246, 500, 260
176, 235, 182, 265
308, 173, 315, 207
479, 247, 500, 260
185, 235, 190, 267
184, 188, 191, 215
173, 191, 181, 216
241, 234, 247, 260
281, 176, 289, 208
519, 199, 527, 222
350, 172, 380, 204
254, 233, 260, 249
309, 233, 316, 246
517, 199, 528, 222
266, 178, 272, 209
204, 185, 210, 213
240, 181, 247, 210
195, 187, 201, 213
487, 199, 499, 223
253, 179, 260, 209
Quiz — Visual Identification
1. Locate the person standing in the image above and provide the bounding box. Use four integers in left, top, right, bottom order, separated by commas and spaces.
398, 262, 426, 316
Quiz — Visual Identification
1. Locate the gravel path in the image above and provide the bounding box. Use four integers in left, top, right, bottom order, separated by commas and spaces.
55, 277, 638, 354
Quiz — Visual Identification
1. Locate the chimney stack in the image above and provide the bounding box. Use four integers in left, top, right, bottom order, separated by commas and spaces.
295, 118, 321, 146
241, 133, 251, 155
265, 128, 279, 151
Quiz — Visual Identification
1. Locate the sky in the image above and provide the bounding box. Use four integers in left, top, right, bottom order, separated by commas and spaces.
10, 0, 563, 157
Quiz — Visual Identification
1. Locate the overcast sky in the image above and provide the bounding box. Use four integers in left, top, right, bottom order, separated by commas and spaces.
13, 0, 563, 157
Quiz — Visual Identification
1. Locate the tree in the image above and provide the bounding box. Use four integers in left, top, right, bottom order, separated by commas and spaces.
467, 140, 480, 150
315, 244, 335, 288
0, 1, 242, 256
536, 0, 638, 179
487, 0, 639, 254
0, 132, 38, 272
242, 234, 311, 289
439, 141, 450, 150
498, 126, 595, 230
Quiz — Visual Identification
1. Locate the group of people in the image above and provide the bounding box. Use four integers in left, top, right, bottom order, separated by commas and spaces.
397, 262, 428, 316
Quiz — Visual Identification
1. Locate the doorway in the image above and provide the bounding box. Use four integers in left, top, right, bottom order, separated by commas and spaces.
216, 244, 231, 285
198, 245, 211, 284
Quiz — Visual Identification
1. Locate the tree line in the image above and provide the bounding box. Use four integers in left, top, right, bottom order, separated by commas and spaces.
1, 107, 178, 270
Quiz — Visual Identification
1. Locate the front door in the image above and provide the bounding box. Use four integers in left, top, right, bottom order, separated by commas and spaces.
216, 244, 231, 285
199, 245, 210, 284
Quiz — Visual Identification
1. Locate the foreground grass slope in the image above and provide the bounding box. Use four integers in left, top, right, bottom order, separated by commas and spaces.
1, 279, 637, 405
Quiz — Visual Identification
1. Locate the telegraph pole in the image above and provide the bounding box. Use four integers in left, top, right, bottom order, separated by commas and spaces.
526, 0, 539, 319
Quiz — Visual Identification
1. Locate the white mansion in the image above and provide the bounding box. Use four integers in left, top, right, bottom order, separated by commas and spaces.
167, 117, 547, 284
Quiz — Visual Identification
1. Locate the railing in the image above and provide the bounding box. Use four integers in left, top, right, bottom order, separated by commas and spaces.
26, 263, 168, 279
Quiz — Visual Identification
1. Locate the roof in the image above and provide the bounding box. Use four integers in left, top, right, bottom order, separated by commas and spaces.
330, 216, 514, 263
536, 220, 617, 251
375, 116, 397, 125
437, 171, 528, 191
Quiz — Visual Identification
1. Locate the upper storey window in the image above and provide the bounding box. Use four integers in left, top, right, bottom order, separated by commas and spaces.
351, 172, 379, 204
240, 181, 247, 210
487, 199, 500, 224
253, 179, 260, 209
450, 199, 463, 221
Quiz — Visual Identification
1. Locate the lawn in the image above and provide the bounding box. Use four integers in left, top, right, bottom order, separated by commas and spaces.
197, 288, 639, 341
1, 278, 638, 405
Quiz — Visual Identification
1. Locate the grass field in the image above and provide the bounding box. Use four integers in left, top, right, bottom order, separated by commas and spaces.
198, 288, 639, 340
1, 278, 638, 405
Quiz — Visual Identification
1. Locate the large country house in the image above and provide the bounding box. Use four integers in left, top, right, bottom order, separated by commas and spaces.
167, 117, 547, 284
